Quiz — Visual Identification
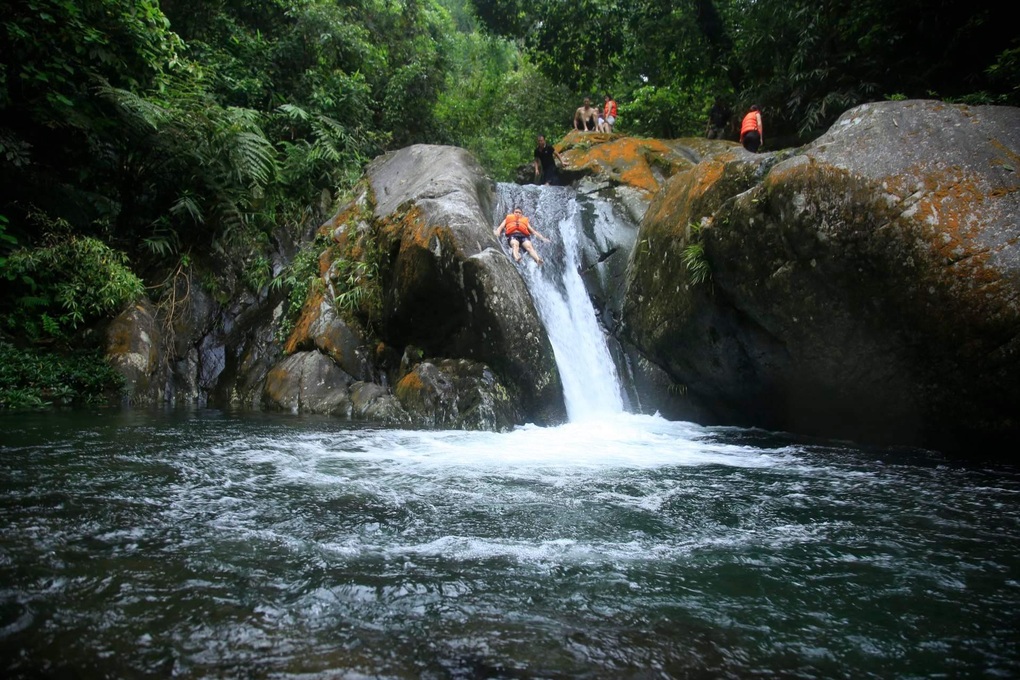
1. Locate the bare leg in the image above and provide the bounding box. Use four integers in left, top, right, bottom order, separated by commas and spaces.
511, 239, 522, 262
523, 241, 544, 265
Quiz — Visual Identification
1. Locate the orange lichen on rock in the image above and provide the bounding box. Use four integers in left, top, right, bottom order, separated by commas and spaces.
395, 370, 425, 400
320, 188, 373, 239
283, 287, 325, 354
318, 248, 333, 277
376, 204, 435, 266
105, 303, 153, 355
898, 166, 989, 260
560, 134, 693, 195
989, 138, 1020, 172
643, 152, 745, 236
687, 158, 727, 204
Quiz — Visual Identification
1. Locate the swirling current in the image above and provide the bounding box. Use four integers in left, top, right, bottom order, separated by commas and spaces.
1, 409, 1018, 678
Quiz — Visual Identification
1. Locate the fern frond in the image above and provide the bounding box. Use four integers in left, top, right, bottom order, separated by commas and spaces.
96, 84, 172, 131
170, 194, 204, 224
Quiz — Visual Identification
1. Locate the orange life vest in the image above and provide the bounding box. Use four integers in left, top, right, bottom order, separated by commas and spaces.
604, 100, 617, 117
741, 110, 760, 135
505, 213, 531, 236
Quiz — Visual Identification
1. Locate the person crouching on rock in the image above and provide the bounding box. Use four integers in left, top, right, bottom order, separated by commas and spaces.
494, 206, 551, 265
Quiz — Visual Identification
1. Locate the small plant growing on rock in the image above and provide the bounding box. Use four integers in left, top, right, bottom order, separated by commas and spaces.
681, 220, 712, 286
270, 235, 326, 343
333, 259, 380, 315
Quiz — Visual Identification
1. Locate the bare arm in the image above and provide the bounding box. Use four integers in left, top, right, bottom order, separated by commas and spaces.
493, 218, 507, 238
530, 226, 551, 243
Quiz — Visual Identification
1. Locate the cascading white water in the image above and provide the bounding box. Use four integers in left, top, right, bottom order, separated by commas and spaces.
494, 183, 623, 421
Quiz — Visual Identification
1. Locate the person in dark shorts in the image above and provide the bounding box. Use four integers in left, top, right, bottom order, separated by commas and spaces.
493, 206, 551, 265
706, 97, 731, 139
573, 98, 598, 131
533, 135, 565, 186
740, 105, 764, 152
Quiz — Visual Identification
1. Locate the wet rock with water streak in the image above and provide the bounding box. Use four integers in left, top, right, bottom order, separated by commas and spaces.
366, 145, 565, 426
263, 144, 565, 427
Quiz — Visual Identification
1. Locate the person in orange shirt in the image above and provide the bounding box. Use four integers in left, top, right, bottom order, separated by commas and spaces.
494, 206, 551, 265
602, 95, 618, 132
740, 105, 763, 152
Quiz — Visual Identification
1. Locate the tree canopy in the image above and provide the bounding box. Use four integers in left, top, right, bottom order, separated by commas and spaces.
0, 0, 1016, 363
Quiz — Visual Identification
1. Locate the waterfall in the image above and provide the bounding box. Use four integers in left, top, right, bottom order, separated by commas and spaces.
494, 183, 624, 421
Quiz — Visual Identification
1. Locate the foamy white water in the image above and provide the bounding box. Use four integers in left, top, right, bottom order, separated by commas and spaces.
3, 409, 1019, 678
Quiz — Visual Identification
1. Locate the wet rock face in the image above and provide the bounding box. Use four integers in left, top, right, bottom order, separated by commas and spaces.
104, 145, 565, 429
261, 144, 565, 428
367, 145, 565, 426
106, 103, 1019, 450
105, 299, 161, 404
263, 351, 355, 415
395, 358, 520, 431
623, 100, 1020, 453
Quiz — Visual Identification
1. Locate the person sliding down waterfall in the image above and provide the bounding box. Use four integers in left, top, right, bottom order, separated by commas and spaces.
494, 206, 551, 265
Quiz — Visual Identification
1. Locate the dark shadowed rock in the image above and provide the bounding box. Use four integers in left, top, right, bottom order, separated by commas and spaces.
395, 358, 519, 430
623, 100, 1020, 454
350, 381, 410, 423
263, 351, 354, 415
105, 299, 162, 404
255, 145, 564, 427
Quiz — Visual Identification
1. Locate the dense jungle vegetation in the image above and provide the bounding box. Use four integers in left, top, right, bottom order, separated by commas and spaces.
1, 0, 1016, 406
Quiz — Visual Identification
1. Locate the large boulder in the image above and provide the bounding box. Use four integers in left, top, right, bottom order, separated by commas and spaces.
268, 144, 565, 428
556, 130, 734, 223
366, 145, 565, 425
623, 100, 1020, 453
263, 350, 355, 415
395, 358, 519, 430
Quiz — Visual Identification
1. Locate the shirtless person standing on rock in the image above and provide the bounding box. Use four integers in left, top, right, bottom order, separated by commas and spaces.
574, 98, 598, 132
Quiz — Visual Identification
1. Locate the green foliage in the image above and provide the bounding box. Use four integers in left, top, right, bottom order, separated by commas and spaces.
243, 255, 273, 294
682, 241, 711, 286
99, 83, 281, 247
0, 214, 16, 266
471, 0, 1017, 144
1, 225, 145, 341
626, 82, 714, 139
333, 260, 381, 316
432, 29, 573, 180
276, 102, 375, 200
681, 221, 711, 286
270, 234, 326, 343
987, 46, 1020, 105
1, 0, 187, 247
722, 0, 1016, 139
0, 341, 125, 409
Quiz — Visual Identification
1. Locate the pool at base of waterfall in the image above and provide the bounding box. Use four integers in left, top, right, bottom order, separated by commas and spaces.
2, 408, 1019, 678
